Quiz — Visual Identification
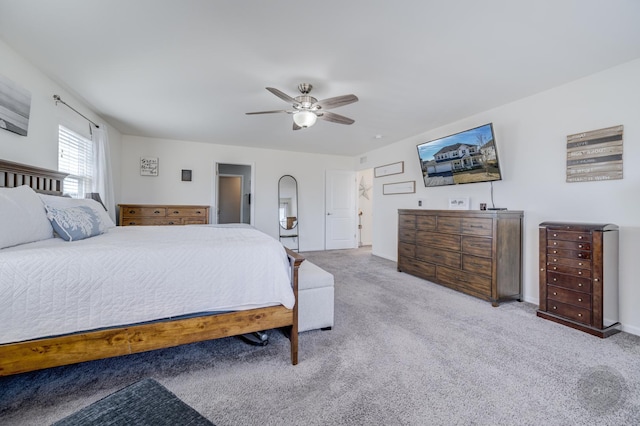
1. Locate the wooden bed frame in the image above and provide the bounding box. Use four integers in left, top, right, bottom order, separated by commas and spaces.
0, 159, 303, 376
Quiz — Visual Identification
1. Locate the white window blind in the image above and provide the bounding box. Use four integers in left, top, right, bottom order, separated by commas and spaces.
58, 125, 93, 198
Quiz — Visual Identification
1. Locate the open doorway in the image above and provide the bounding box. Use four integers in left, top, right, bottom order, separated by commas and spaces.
215, 163, 253, 225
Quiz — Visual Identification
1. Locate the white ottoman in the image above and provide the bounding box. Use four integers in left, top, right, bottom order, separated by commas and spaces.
297, 261, 334, 332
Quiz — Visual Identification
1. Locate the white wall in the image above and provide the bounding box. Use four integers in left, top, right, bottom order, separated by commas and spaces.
360, 58, 640, 335
120, 135, 354, 251
0, 38, 123, 205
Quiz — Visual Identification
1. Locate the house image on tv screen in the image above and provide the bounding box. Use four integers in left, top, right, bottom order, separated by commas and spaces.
417, 123, 502, 187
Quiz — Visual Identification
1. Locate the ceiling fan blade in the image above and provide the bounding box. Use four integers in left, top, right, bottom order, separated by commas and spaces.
245, 110, 289, 115
318, 111, 355, 125
266, 87, 299, 105
293, 122, 302, 131
315, 94, 358, 110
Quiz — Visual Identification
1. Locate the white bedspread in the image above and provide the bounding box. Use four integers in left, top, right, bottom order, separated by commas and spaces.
0, 225, 294, 345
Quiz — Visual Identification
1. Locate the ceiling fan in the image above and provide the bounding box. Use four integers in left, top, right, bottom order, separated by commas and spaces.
246, 83, 358, 130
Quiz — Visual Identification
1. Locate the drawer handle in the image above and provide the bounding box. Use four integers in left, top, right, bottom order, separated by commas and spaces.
578, 313, 582, 317
128, 222, 136, 225
553, 267, 557, 270
578, 283, 583, 287
129, 210, 135, 214
553, 233, 557, 237
154, 210, 161, 214
578, 271, 582, 275
553, 258, 557, 262
196, 210, 202, 214
594, 278, 599, 282
553, 292, 557, 296
173, 211, 180, 214
168, 221, 175, 225
553, 278, 557, 282
578, 236, 583, 239
552, 306, 557, 310
578, 298, 582, 302
578, 262, 583, 266
540, 268, 545, 271
553, 242, 557, 245
578, 244, 583, 249
577, 254, 582, 258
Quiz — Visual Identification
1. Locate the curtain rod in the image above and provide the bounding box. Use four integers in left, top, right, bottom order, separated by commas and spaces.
53, 94, 100, 129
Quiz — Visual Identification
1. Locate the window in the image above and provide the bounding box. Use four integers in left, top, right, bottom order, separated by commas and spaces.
58, 125, 93, 198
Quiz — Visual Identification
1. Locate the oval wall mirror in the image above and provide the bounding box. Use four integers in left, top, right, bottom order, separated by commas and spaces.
278, 175, 298, 231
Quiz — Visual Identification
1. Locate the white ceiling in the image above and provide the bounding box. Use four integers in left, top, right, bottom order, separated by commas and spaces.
1, 0, 639, 156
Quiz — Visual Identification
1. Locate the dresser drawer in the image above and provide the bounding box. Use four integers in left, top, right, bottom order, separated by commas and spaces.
462, 254, 492, 276
461, 236, 492, 257
398, 242, 416, 258
546, 263, 591, 278
398, 229, 415, 244
416, 231, 461, 251
547, 300, 591, 325
437, 266, 491, 295
416, 215, 436, 230
547, 256, 591, 270
167, 207, 207, 217
398, 256, 436, 280
548, 239, 591, 251
436, 217, 461, 234
183, 217, 207, 225
547, 285, 591, 310
123, 217, 183, 226
547, 247, 591, 260
416, 246, 460, 268
461, 218, 493, 237
547, 230, 592, 242
123, 207, 167, 217
398, 214, 416, 229
546, 272, 592, 293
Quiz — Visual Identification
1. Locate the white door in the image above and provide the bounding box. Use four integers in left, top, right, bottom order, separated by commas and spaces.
325, 170, 357, 249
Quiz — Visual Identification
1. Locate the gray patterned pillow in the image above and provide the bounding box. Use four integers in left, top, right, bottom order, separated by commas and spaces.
45, 205, 103, 241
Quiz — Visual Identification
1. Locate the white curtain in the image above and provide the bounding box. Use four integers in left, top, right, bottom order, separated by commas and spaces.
91, 125, 116, 222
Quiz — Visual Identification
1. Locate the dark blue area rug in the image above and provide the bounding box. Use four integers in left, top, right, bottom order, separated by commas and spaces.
52, 378, 214, 426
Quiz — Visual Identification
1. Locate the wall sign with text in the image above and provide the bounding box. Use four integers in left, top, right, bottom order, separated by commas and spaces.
566, 125, 623, 183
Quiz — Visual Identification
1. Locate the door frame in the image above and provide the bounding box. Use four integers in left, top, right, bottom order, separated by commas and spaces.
213, 162, 255, 225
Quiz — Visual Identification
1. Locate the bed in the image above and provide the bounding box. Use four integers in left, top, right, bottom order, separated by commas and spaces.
0, 159, 303, 377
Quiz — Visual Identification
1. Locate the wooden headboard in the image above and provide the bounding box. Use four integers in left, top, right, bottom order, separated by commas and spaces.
0, 159, 68, 195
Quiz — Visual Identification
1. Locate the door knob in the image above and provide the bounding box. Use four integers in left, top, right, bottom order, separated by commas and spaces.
327, 212, 332, 215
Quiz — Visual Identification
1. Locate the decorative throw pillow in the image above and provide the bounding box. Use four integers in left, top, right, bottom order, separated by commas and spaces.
45, 205, 103, 241
38, 193, 116, 231
0, 185, 53, 249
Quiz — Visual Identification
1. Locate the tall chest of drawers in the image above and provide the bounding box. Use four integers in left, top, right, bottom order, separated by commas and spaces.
118, 204, 210, 226
537, 222, 620, 337
397, 209, 523, 306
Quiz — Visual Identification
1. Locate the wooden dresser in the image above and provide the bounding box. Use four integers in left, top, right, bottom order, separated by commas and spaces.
398, 209, 523, 306
118, 204, 210, 226
537, 222, 620, 338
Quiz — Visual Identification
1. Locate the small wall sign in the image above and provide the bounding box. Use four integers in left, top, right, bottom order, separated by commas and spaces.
140, 157, 159, 176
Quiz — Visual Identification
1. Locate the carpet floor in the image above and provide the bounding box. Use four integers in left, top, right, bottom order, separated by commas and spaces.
1, 247, 639, 425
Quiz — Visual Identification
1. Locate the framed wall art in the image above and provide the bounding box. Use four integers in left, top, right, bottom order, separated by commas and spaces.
140, 157, 159, 176
383, 180, 415, 195
374, 161, 404, 178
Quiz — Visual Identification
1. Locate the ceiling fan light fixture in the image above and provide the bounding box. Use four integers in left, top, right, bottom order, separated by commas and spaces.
292, 110, 317, 128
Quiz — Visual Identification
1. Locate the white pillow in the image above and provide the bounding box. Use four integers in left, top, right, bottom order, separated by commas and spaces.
38, 193, 116, 231
0, 185, 54, 249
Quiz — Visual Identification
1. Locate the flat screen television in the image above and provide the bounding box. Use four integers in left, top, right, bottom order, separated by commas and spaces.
416, 123, 502, 187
